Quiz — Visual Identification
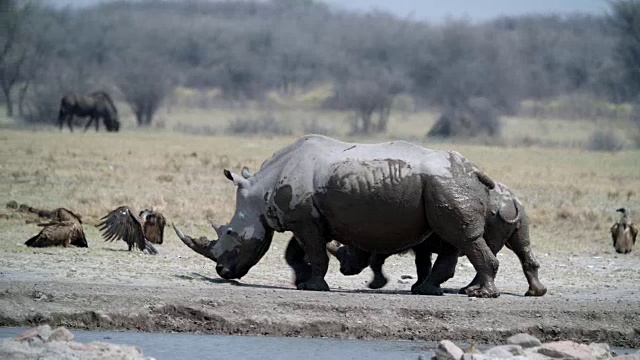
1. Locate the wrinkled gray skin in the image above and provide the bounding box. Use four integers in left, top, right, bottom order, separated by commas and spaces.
180, 135, 546, 298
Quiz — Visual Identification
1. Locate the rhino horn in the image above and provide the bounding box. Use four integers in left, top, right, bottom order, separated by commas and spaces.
325, 241, 341, 257
172, 223, 218, 262
210, 221, 224, 238
241, 167, 252, 179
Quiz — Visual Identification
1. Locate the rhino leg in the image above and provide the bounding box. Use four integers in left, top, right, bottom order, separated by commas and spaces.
291, 227, 330, 291
460, 236, 500, 298
367, 253, 390, 289
505, 221, 547, 297
284, 236, 312, 286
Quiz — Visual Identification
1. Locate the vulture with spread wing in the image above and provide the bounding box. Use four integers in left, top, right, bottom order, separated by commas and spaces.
611, 207, 638, 254
97, 206, 165, 255
25, 208, 88, 248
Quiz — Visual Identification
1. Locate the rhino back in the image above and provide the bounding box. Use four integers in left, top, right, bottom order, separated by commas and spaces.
255, 135, 466, 253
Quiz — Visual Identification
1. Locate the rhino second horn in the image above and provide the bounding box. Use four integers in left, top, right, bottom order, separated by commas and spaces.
210, 221, 223, 238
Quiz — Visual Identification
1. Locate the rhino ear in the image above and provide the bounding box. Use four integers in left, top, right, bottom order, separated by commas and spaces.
224, 169, 249, 188
241, 167, 252, 179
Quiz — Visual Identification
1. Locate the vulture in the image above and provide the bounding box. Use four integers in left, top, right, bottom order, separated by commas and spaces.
25, 208, 88, 248
97, 206, 166, 255
610, 207, 638, 254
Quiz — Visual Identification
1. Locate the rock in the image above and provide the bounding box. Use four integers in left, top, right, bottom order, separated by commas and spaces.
48, 327, 74, 342
1, 325, 154, 360
14, 324, 53, 343
461, 353, 490, 360
537, 341, 595, 359
507, 333, 542, 348
613, 352, 640, 360
588, 343, 611, 359
484, 344, 525, 358
435, 340, 464, 360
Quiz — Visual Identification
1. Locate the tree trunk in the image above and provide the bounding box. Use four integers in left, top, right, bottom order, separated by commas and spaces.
2, 86, 14, 117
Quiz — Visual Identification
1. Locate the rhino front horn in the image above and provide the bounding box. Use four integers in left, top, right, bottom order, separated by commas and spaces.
172, 223, 218, 262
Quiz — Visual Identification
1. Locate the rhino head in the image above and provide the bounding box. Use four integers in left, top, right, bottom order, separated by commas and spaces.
177, 169, 274, 280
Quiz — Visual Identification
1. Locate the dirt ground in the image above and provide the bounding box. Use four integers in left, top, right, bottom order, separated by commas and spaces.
1, 216, 639, 349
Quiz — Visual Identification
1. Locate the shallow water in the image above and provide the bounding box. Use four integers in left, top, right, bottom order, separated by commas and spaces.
0, 327, 434, 360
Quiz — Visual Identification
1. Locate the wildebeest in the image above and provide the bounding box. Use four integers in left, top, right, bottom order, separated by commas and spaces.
97, 206, 165, 254
57, 91, 120, 132
610, 208, 637, 254
176, 134, 546, 298
25, 208, 88, 248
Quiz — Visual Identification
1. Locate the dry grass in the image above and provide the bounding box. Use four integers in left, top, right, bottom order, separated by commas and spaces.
1, 107, 639, 258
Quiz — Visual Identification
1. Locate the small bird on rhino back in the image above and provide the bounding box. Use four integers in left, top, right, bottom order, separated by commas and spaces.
610, 207, 637, 254
25, 208, 88, 248
97, 206, 165, 255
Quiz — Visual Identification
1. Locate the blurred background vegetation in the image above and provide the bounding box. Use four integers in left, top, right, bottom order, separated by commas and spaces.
2, 0, 640, 150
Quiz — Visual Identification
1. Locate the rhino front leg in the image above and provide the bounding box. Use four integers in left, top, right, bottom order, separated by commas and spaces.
293, 227, 330, 291
368, 253, 391, 289
284, 236, 312, 286
460, 236, 500, 298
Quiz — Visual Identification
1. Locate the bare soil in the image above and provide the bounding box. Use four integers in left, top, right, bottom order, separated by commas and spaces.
1, 217, 639, 349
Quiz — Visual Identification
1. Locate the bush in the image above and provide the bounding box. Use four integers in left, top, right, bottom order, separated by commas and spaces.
586, 130, 625, 151
303, 118, 334, 136
427, 97, 501, 138
225, 115, 292, 135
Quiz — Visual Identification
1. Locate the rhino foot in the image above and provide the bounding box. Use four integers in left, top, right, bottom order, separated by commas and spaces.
465, 286, 500, 298
412, 284, 445, 296
367, 274, 388, 290
524, 285, 547, 297
297, 278, 330, 291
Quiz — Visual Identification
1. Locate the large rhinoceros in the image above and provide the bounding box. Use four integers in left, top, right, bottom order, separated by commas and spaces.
178, 135, 546, 298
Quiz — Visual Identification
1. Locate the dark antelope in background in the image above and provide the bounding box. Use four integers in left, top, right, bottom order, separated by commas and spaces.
57, 91, 120, 132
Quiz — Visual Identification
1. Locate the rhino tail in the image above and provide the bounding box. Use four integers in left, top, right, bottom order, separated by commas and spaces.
475, 170, 495, 190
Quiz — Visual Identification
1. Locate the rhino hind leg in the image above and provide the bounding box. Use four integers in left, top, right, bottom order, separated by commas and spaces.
284, 237, 312, 286
505, 223, 547, 297
460, 236, 500, 298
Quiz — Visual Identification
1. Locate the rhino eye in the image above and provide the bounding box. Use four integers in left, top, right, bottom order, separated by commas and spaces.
226, 229, 232, 235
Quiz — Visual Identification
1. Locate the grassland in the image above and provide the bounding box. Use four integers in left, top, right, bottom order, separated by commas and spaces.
1, 106, 638, 255
1, 107, 639, 346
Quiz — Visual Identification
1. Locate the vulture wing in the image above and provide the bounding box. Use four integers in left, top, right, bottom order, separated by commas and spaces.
97, 206, 158, 254
610, 223, 620, 247
25, 221, 81, 248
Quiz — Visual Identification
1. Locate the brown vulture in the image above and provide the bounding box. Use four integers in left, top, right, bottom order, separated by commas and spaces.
610, 207, 638, 254
25, 208, 88, 248
97, 206, 165, 255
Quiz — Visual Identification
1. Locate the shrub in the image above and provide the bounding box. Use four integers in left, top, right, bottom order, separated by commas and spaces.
225, 115, 292, 135
586, 130, 625, 151
427, 97, 501, 138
